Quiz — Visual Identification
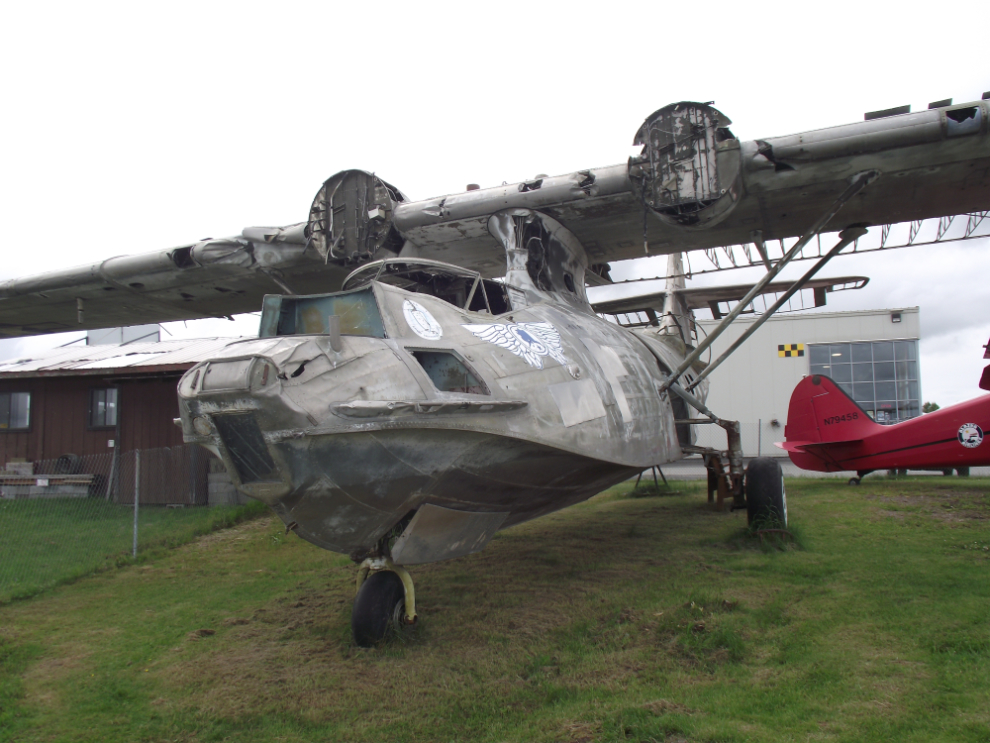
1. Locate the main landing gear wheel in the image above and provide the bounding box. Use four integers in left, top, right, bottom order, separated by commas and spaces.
352, 571, 406, 647
745, 457, 787, 528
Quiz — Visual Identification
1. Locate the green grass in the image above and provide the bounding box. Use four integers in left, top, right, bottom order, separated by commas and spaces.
1, 476, 989, 742
0, 498, 267, 603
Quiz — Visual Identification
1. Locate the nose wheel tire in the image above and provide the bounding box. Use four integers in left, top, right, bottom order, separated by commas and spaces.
745, 457, 787, 528
352, 570, 406, 647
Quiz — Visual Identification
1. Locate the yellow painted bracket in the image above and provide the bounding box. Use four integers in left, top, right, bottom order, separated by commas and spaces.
355, 557, 418, 624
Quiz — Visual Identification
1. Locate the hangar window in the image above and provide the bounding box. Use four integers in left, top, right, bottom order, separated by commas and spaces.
0, 392, 31, 431
89, 388, 118, 428
809, 340, 920, 423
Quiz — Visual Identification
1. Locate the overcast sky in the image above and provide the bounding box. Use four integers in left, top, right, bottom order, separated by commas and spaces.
1, 1, 988, 407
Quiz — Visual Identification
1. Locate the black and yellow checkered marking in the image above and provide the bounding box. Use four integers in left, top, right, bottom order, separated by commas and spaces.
778, 343, 805, 358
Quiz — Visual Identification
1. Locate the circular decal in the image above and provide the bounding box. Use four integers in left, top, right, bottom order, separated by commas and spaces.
958, 423, 984, 449
402, 299, 443, 340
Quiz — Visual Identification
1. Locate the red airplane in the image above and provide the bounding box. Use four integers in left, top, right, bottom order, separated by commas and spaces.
778, 371, 990, 485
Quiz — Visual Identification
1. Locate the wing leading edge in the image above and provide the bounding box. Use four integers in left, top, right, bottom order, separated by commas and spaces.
2, 99, 989, 338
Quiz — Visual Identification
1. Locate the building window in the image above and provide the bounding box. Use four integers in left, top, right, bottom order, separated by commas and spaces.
89, 388, 118, 428
809, 340, 920, 424
0, 392, 31, 431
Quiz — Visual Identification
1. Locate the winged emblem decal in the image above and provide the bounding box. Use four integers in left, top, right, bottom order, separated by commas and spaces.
461, 322, 568, 369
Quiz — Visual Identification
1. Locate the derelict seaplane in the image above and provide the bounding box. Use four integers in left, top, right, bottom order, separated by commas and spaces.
1, 97, 989, 644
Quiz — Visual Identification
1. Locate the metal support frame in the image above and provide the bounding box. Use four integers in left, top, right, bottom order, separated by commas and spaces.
666, 383, 745, 510
686, 225, 868, 391
750, 229, 773, 270
355, 555, 418, 624
654, 172, 879, 510
657, 169, 879, 395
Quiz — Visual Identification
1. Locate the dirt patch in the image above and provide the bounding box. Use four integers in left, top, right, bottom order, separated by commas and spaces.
558, 720, 601, 742
193, 516, 274, 548
872, 489, 989, 522
643, 698, 697, 716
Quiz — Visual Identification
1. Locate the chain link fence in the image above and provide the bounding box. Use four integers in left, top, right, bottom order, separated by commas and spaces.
0, 445, 261, 603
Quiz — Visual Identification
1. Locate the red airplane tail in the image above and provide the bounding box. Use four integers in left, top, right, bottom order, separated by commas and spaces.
781, 374, 883, 448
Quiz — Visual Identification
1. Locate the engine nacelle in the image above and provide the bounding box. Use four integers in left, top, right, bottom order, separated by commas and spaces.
628, 101, 742, 229
306, 170, 407, 264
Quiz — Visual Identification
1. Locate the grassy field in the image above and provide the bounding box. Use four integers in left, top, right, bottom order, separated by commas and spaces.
1, 476, 989, 742
0, 498, 268, 603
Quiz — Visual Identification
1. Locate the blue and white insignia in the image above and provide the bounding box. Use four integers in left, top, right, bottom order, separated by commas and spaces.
461, 321, 567, 369
403, 299, 443, 340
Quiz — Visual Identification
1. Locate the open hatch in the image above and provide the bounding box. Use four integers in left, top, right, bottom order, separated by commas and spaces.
342, 258, 510, 315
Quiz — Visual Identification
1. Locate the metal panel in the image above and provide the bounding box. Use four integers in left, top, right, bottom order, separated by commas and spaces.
390, 503, 508, 565
548, 378, 607, 427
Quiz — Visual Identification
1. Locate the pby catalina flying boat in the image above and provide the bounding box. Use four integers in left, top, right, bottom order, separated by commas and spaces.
2, 97, 989, 645
779, 338, 990, 483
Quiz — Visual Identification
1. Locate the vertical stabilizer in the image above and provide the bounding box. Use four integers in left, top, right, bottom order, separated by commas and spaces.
784, 375, 883, 445
661, 253, 693, 345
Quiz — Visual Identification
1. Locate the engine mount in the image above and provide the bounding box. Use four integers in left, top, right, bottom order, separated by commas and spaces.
628, 101, 741, 229
306, 170, 406, 264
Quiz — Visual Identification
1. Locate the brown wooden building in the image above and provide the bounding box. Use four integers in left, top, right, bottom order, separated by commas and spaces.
0, 338, 241, 463
0, 338, 244, 504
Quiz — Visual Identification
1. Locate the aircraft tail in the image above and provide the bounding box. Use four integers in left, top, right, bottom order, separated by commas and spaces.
780, 374, 883, 450
660, 253, 693, 346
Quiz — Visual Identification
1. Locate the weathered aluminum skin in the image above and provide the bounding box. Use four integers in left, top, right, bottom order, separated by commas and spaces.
176, 211, 696, 561
2, 99, 988, 338
177, 281, 683, 557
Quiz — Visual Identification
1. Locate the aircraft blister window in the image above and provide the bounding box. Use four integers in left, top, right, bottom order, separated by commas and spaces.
411, 351, 490, 395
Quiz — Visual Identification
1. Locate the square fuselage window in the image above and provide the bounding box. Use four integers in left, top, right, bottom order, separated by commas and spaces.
90, 388, 118, 428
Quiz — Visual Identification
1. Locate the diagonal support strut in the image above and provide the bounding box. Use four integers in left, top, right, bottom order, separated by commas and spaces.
656, 169, 879, 394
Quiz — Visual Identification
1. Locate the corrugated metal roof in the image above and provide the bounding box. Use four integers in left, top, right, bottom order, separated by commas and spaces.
0, 337, 248, 377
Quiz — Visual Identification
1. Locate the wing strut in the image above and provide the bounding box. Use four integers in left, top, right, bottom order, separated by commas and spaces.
750, 229, 773, 270
657, 169, 879, 394
686, 225, 868, 391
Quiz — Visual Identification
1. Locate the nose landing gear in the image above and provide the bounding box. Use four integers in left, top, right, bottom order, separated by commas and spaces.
352, 556, 418, 647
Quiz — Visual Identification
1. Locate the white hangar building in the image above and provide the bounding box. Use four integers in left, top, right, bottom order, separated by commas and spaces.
694, 307, 921, 458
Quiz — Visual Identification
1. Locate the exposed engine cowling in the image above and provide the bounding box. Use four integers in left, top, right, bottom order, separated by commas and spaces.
306, 170, 407, 264
628, 101, 742, 229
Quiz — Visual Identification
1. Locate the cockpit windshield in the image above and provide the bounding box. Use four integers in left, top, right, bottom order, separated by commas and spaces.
259, 287, 386, 338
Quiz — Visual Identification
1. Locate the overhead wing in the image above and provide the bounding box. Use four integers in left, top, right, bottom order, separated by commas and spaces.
394, 100, 990, 268
0, 226, 352, 338
1, 99, 988, 338
590, 276, 868, 318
